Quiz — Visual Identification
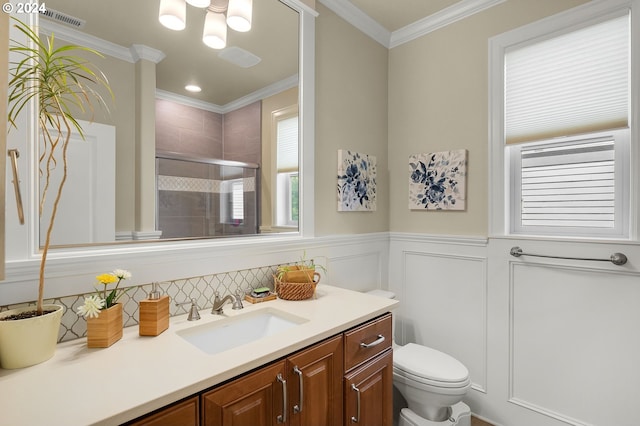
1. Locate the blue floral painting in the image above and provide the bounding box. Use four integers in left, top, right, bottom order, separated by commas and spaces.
408, 150, 467, 210
337, 150, 377, 211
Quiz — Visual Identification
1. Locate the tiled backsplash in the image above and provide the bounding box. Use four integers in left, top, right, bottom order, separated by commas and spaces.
0, 263, 282, 343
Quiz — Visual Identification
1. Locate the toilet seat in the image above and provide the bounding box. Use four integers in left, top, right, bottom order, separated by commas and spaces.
394, 343, 470, 389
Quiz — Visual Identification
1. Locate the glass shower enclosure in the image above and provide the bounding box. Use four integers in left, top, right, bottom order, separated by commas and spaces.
156, 151, 259, 239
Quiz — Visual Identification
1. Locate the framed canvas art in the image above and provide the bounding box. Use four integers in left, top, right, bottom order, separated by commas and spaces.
337, 150, 377, 211
408, 149, 467, 210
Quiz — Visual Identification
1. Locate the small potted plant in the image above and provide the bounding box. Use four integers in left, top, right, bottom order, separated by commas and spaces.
0, 18, 112, 368
77, 269, 131, 348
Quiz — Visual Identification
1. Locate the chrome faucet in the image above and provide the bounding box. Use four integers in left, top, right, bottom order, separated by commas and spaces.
175, 298, 201, 321
211, 291, 244, 315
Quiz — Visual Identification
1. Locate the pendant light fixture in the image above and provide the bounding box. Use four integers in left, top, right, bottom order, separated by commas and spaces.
202, 9, 227, 49
158, 0, 186, 31
158, 0, 252, 49
226, 0, 252, 32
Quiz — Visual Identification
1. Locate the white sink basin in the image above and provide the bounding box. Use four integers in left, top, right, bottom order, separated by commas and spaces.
177, 308, 308, 355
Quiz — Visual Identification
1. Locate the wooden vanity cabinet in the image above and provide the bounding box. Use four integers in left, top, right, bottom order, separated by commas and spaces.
286, 335, 343, 426
201, 362, 286, 426
343, 313, 393, 426
127, 396, 199, 426
127, 314, 392, 426
202, 335, 343, 426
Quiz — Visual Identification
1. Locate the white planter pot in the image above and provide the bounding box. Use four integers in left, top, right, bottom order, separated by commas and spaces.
0, 304, 64, 369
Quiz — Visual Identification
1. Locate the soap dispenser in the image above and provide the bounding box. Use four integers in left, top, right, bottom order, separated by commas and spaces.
139, 282, 170, 336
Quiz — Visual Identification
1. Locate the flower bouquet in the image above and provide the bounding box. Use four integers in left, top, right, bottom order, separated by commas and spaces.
78, 269, 131, 348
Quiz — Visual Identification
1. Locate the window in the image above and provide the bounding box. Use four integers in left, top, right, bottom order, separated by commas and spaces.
509, 130, 629, 237
490, 4, 633, 239
221, 179, 244, 224
276, 115, 299, 227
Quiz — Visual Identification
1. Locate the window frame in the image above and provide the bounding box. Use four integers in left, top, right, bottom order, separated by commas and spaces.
276, 171, 299, 227
508, 129, 630, 238
272, 108, 299, 229
488, 0, 639, 240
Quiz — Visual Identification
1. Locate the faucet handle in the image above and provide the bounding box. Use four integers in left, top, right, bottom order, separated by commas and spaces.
232, 291, 244, 310
175, 298, 201, 321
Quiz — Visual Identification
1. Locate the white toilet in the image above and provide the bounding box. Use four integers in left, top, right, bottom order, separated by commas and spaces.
366, 290, 471, 426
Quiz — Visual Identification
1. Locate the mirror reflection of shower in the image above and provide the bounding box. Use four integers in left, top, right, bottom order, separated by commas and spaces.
156, 152, 258, 239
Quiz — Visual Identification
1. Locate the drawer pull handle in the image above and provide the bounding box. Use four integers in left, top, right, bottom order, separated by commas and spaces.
277, 373, 287, 423
360, 334, 385, 348
350, 384, 361, 423
293, 365, 303, 414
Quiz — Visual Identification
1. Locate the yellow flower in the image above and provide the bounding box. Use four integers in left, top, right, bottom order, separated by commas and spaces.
96, 273, 118, 285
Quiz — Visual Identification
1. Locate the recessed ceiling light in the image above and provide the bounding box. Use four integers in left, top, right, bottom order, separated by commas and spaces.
185, 84, 202, 93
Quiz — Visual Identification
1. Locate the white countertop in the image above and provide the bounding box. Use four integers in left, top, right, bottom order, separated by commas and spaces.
0, 285, 397, 425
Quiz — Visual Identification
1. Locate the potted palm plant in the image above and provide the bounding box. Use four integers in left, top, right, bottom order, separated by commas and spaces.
0, 18, 112, 369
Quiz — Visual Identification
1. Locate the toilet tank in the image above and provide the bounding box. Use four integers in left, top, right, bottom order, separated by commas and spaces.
366, 289, 396, 300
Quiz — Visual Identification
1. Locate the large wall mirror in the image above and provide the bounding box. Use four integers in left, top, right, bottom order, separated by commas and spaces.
34, 0, 305, 247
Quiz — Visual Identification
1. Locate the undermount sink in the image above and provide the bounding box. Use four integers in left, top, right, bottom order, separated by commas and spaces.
177, 308, 308, 355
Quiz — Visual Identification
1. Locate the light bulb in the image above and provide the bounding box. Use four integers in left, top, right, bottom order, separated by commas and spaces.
186, 0, 211, 7
202, 11, 227, 49
227, 0, 252, 32
159, 0, 186, 31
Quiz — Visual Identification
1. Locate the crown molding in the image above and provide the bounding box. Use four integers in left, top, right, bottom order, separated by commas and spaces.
156, 74, 299, 114
39, 19, 138, 62
318, 0, 505, 49
317, 0, 391, 46
130, 44, 166, 64
390, 0, 507, 48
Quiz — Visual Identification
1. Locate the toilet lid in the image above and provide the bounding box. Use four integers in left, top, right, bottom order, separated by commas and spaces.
394, 343, 469, 384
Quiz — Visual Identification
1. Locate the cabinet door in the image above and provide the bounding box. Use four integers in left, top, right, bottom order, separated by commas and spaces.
287, 335, 343, 426
127, 396, 199, 426
202, 361, 286, 426
344, 348, 393, 426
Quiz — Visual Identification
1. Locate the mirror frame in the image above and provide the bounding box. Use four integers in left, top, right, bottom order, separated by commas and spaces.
10, 0, 316, 269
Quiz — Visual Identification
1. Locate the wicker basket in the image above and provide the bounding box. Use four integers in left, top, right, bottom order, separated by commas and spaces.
274, 273, 321, 300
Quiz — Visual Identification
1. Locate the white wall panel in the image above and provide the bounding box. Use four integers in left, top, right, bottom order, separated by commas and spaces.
389, 234, 489, 393
327, 251, 383, 292
509, 262, 640, 426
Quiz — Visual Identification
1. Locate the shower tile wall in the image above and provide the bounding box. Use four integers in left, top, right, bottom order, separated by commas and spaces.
223, 101, 262, 164
156, 98, 223, 158
155, 99, 261, 238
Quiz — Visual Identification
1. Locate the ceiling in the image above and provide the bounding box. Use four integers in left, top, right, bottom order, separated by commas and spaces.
37, 0, 462, 107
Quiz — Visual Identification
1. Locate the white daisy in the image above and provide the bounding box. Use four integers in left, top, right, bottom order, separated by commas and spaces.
77, 295, 105, 319
112, 269, 131, 280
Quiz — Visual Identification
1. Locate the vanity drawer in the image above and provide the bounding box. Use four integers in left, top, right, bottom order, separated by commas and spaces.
344, 313, 392, 372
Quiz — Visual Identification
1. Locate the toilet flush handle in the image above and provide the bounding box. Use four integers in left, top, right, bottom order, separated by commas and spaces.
360, 334, 385, 348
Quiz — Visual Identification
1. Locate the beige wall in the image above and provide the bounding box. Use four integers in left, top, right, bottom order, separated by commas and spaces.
314, 3, 389, 236
387, 0, 588, 236
62, 48, 137, 234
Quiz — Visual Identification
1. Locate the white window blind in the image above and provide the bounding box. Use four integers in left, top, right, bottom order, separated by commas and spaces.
231, 180, 244, 220
505, 14, 629, 144
277, 116, 298, 173
519, 139, 615, 229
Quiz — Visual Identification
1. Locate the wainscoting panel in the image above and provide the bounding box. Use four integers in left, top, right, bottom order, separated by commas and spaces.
508, 261, 640, 426
327, 251, 383, 292
389, 234, 488, 394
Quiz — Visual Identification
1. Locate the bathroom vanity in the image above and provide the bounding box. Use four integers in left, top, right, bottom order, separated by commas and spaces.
0, 285, 397, 425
